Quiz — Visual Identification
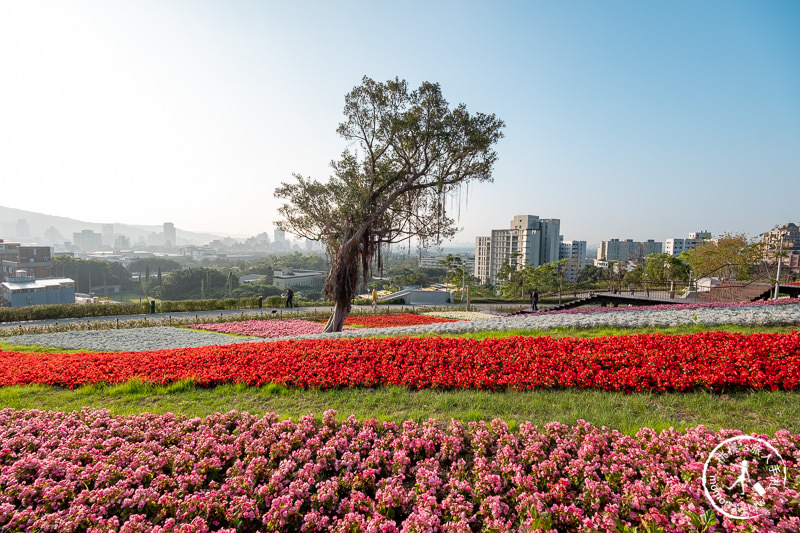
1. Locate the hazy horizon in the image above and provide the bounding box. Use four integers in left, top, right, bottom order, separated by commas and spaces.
2, 1, 798, 245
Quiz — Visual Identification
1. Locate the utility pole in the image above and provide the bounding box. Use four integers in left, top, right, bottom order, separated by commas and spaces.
774, 232, 786, 300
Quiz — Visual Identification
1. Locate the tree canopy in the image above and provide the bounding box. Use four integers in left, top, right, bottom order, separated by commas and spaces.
276, 76, 504, 331
682, 234, 766, 281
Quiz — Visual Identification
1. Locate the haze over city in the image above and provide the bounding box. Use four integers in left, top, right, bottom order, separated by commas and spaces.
1, 1, 798, 245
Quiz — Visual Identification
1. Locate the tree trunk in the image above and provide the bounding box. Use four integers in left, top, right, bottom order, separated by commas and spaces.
322, 241, 361, 332
324, 298, 351, 332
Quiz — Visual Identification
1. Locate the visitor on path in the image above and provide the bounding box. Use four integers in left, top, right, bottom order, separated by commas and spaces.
284, 286, 294, 308
371, 286, 378, 308
531, 289, 539, 311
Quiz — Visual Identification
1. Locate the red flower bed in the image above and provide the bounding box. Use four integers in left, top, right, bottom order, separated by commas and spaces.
2, 331, 800, 393
316, 313, 459, 328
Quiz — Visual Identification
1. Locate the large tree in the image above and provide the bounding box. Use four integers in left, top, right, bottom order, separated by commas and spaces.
276, 76, 504, 331
682, 233, 766, 282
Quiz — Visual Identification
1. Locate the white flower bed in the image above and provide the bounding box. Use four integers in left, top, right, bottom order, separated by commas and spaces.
284, 302, 800, 340
422, 311, 498, 320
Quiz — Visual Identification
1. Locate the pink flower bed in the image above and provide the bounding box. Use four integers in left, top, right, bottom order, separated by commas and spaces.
0, 409, 798, 532
191, 319, 339, 338
527, 298, 800, 317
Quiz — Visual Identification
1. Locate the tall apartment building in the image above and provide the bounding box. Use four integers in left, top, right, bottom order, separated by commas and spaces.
597, 239, 663, 262
73, 230, 103, 252
163, 222, 177, 248
101, 224, 115, 247
559, 239, 587, 283
474, 215, 560, 285
665, 230, 712, 256
763, 223, 800, 269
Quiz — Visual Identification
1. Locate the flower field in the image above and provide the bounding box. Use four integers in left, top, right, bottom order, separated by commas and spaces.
530, 298, 800, 317
2, 305, 800, 531
2, 331, 800, 393
314, 314, 460, 328
191, 315, 458, 338
422, 311, 499, 320
191, 319, 333, 338
1, 408, 797, 532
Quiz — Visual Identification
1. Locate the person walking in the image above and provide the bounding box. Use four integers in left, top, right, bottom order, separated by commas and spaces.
284, 286, 294, 308
531, 289, 539, 311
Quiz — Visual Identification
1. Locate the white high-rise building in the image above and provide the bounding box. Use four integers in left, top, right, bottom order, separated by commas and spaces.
598, 239, 663, 262
73, 230, 103, 252
163, 223, 176, 248
102, 224, 115, 247
474, 215, 561, 285
559, 238, 587, 283
665, 230, 711, 256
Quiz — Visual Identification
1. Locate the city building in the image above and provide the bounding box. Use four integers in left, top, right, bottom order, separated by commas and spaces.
474, 215, 561, 285
559, 238, 587, 283
272, 269, 326, 290
163, 223, 176, 248
73, 230, 103, 252
0, 240, 72, 306
474, 236, 492, 284
763, 223, 800, 271
102, 224, 115, 247
0, 240, 53, 281
597, 239, 663, 262
114, 234, 131, 249
1, 271, 75, 307
417, 252, 475, 273
16, 219, 30, 241
665, 230, 712, 256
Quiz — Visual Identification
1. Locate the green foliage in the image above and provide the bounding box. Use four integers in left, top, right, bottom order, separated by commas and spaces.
0, 297, 274, 323
685, 510, 718, 532
576, 264, 603, 286
437, 254, 476, 287
497, 257, 566, 297
643, 253, 690, 285
0, 302, 148, 322
269, 251, 327, 272
265, 296, 285, 307
127, 257, 183, 274
160, 268, 228, 300
52, 255, 131, 293
683, 233, 766, 281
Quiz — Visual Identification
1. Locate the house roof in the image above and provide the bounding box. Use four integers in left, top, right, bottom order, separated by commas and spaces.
1, 278, 75, 291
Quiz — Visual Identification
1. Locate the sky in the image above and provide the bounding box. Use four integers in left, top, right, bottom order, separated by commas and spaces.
1, 0, 798, 247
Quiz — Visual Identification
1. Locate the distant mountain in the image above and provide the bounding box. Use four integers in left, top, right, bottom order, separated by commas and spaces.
0, 205, 224, 247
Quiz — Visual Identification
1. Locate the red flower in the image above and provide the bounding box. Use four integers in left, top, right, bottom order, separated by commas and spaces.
1, 331, 799, 393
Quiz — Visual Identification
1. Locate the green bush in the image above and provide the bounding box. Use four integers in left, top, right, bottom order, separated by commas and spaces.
265, 296, 285, 307
0, 296, 277, 323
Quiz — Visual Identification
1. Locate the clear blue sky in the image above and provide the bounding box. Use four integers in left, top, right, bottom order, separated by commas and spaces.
1, 1, 797, 246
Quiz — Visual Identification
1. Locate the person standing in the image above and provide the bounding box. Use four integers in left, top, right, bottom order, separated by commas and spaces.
371, 286, 378, 308
285, 286, 294, 308
531, 289, 539, 311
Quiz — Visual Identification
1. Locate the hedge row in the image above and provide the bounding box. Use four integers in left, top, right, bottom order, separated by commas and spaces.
0, 298, 266, 323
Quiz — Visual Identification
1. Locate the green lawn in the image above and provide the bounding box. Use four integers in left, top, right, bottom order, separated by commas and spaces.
1, 380, 797, 436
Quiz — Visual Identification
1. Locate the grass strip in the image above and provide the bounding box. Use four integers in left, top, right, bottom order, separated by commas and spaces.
0, 342, 86, 354
1, 381, 797, 436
